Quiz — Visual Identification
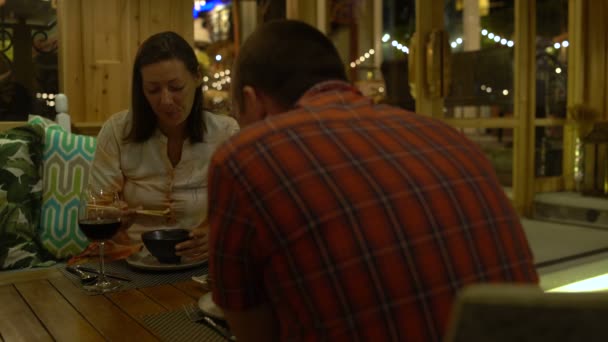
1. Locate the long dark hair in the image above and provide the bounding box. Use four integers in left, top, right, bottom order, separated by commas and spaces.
127, 31, 205, 142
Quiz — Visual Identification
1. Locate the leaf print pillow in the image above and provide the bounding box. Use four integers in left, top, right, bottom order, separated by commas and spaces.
0, 125, 54, 269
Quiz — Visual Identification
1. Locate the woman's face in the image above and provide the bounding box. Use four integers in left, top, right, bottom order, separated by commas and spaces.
141, 59, 200, 131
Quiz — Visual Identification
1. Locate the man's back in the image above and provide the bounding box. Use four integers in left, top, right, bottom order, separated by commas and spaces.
209, 82, 538, 341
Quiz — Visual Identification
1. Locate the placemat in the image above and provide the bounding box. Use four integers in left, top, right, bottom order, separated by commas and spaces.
60, 259, 208, 293
141, 307, 229, 342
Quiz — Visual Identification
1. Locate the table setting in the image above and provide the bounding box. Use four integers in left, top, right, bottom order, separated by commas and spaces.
58, 187, 235, 341
63, 187, 209, 293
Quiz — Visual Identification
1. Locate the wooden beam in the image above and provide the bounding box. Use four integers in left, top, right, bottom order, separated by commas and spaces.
512, 0, 536, 216
441, 117, 519, 128
414, 0, 444, 117
534, 176, 565, 193
534, 118, 568, 127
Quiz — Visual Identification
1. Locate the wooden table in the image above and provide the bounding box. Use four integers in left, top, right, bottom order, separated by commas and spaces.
0, 267, 206, 341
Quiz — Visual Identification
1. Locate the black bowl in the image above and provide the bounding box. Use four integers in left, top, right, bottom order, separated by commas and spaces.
141, 229, 190, 264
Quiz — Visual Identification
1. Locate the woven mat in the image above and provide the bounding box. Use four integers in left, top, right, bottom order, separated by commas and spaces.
60, 260, 208, 293
141, 307, 228, 342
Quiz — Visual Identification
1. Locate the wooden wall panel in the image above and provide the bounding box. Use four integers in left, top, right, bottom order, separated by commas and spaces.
81, 0, 133, 122
57, 0, 85, 122
139, 0, 194, 45
58, 0, 194, 123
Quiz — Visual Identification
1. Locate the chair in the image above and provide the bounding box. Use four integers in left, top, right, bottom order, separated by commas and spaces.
444, 284, 608, 342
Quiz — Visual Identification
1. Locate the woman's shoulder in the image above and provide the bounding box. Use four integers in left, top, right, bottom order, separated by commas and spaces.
107, 110, 130, 124
203, 111, 239, 142
99, 110, 131, 140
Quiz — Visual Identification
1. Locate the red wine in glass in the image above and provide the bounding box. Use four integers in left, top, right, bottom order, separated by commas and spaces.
79, 218, 121, 241
78, 187, 123, 294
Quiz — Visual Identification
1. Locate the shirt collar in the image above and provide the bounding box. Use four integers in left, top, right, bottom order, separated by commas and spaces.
293, 80, 370, 109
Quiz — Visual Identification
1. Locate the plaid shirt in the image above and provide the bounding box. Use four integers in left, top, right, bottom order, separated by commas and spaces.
208, 81, 538, 341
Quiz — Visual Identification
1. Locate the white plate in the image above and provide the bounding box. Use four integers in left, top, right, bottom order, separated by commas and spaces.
126, 249, 207, 271
198, 292, 225, 320
192, 274, 208, 285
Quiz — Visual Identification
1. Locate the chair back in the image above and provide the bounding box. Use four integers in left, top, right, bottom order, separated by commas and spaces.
444, 284, 608, 342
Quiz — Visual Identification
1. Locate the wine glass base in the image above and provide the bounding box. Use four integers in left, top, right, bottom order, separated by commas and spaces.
83, 278, 122, 294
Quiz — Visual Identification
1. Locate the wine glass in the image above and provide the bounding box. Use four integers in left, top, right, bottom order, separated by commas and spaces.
77, 187, 123, 293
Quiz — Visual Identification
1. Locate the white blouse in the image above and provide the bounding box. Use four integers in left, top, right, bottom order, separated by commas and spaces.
89, 110, 239, 241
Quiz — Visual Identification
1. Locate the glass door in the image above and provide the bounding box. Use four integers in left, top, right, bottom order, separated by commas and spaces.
410, 0, 565, 215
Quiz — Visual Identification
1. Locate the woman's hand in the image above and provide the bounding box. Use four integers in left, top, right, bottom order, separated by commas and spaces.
175, 223, 209, 262
117, 200, 139, 231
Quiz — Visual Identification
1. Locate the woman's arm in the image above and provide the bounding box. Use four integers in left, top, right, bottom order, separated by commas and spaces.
89, 114, 126, 192
88, 113, 132, 232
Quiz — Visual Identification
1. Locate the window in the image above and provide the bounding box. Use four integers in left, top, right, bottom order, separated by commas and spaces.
0, 0, 58, 121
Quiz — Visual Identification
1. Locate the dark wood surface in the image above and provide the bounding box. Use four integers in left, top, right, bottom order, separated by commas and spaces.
0, 268, 206, 341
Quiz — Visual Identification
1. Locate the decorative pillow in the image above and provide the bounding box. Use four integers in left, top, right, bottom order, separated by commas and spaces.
0, 125, 55, 269
29, 116, 98, 259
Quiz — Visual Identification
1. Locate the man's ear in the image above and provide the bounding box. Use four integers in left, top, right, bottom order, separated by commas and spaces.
243, 85, 267, 120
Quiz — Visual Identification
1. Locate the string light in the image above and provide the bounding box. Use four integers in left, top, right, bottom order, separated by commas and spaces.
357, 28, 568, 72
480, 27, 567, 51
450, 37, 464, 49
204, 69, 231, 91
350, 48, 379, 69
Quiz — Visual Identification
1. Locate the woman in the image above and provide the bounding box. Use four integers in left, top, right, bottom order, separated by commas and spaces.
89, 31, 238, 262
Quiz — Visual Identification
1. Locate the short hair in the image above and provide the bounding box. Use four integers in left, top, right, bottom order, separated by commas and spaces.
128, 31, 205, 142
232, 20, 347, 113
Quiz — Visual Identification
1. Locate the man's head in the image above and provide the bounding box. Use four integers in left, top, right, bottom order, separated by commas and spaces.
231, 20, 347, 126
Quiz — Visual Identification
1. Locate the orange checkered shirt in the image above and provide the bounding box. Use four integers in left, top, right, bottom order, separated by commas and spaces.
208, 81, 538, 341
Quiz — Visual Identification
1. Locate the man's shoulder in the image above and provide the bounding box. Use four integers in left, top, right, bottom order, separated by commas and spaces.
210, 103, 454, 166
203, 111, 239, 142
204, 111, 238, 130
210, 119, 268, 165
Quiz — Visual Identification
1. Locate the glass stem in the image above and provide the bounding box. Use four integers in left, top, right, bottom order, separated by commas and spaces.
99, 241, 107, 282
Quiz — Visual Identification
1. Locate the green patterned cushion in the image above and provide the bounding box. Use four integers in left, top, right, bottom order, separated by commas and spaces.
0, 125, 54, 269
29, 116, 97, 259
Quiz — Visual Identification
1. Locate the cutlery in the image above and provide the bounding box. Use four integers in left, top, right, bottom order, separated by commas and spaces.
183, 303, 235, 341
135, 208, 171, 217
87, 205, 170, 217
201, 315, 236, 341
192, 274, 210, 291
66, 266, 97, 285
76, 265, 133, 282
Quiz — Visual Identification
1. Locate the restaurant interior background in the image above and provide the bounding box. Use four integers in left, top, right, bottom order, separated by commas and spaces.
1, 0, 607, 220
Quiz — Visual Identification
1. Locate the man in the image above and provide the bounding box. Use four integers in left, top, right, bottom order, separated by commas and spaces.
208, 20, 538, 341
